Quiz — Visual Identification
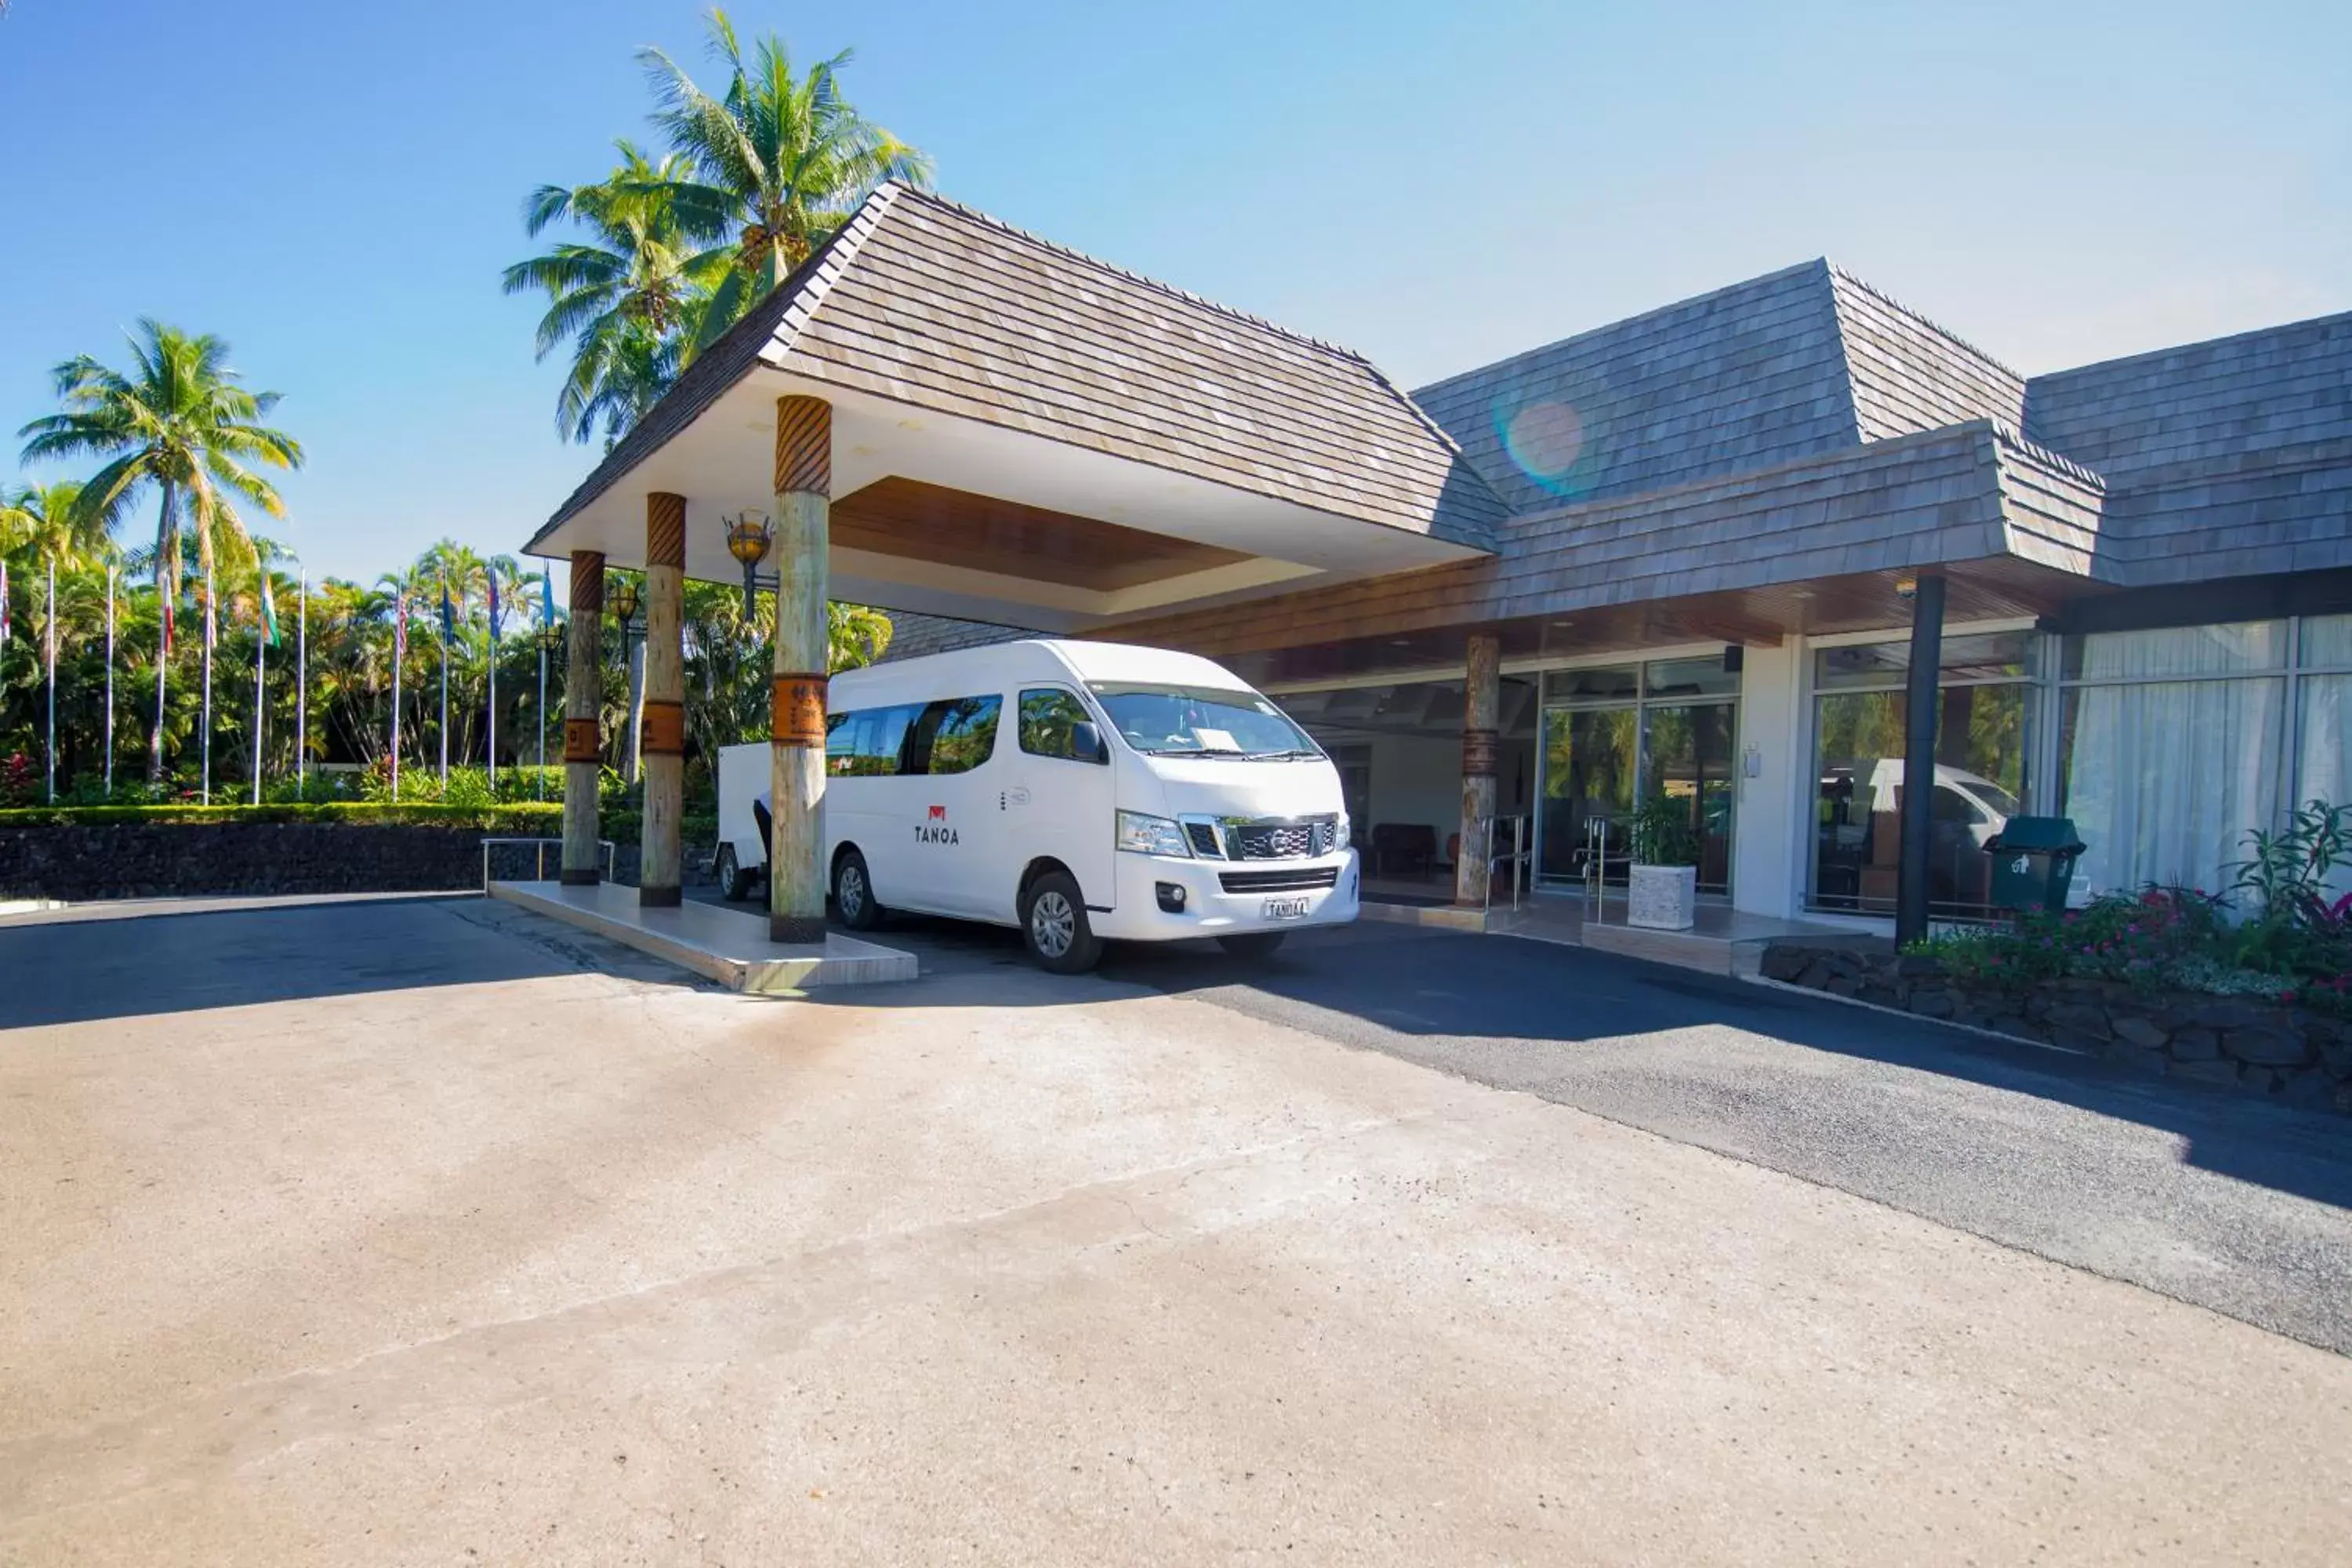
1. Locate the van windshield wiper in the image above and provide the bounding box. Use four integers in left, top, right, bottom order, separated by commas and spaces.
1142, 744, 1246, 756
1243, 749, 1322, 760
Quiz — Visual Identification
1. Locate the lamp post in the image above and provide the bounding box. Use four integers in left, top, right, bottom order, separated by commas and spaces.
535, 621, 564, 800
725, 512, 774, 624
607, 572, 644, 786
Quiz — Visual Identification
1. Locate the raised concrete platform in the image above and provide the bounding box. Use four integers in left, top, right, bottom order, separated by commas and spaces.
1359, 889, 1855, 977
487, 880, 917, 992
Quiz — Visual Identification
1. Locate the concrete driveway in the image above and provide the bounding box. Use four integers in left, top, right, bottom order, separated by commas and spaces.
2, 895, 2349, 1564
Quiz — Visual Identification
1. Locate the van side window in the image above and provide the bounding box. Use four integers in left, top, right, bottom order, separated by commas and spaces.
823, 703, 920, 776
1018, 689, 1094, 760
906, 695, 1002, 776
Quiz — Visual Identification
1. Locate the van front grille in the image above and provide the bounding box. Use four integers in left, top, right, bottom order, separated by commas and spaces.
1229, 815, 1338, 860
1218, 866, 1341, 894
1183, 822, 1223, 858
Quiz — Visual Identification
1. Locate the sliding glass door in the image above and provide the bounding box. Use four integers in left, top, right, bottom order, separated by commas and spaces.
1535, 657, 1740, 893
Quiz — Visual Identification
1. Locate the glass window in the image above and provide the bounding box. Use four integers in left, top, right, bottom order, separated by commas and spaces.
2060, 620, 2284, 681
2300, 615, 2352, 669
1810, 683, 2031, 916
1018, 688, 1094, 760
2062, 676, 2281, 895
1541, 664, 1638, 704
824, 704, 917, 776
1642, 656, 1739, 701
1088, 683, 1317, 759
1813, 631, 2037, 691
909, 695, 1001, 776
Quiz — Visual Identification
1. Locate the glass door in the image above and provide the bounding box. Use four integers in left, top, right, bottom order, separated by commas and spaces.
1535, 657, 1741, 894
1642, 702, 1737, 893
1538, 705, 1639, 880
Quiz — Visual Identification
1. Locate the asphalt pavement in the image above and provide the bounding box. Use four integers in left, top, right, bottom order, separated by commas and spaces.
750, 896, 2352, 1356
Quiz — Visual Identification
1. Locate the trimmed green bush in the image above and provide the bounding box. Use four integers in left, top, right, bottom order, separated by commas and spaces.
0, 803, 565, 831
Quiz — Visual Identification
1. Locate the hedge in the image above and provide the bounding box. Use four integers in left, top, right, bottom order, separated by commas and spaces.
0, 803, 568, 831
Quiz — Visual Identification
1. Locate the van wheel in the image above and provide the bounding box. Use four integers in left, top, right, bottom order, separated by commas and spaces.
1218, 932, 1287, 960
715, 844, 754, 902
833, 848, 884, 931
1022, 871, 1102, 974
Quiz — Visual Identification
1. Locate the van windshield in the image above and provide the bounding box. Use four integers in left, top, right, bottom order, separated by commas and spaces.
1088, 683, 1321, 760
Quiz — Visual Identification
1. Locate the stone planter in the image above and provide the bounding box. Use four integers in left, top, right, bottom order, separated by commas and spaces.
1757, 938, 2352, 1118
1628, 863, 1697, 930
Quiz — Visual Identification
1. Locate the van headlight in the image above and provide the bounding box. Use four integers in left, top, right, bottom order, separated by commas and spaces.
1116, 811, 1192, 857
1334, 808, 1352, 848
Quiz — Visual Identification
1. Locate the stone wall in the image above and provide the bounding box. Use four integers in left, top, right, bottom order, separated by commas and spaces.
1760, 940, 2352, 1116
2, 822, 564, 901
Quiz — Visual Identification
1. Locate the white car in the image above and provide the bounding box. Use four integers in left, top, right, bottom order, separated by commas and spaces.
715, 639, 1360, 971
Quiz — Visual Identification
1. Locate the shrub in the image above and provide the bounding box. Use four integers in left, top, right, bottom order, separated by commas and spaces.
1911, 881, 2352, 1014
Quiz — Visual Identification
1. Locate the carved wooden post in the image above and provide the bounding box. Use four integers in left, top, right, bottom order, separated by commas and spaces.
561, 550, 605, 885
1456, 633, 1501, 906
770, 395, 832, 944
641, 492, 687, 907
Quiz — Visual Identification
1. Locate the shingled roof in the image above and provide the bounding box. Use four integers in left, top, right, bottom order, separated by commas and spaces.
535, 182, 1507, 553
1411, 260, 2029, 515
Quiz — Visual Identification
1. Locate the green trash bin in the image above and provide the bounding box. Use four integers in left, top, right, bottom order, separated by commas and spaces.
1984, 816, 2086, 913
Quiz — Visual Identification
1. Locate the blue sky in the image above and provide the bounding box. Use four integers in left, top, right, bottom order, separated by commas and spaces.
2, 0, 2344, 586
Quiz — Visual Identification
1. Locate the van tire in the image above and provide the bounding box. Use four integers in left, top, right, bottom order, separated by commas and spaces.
1217, 932, 1287, 960
1021, 870, 1102, 974
833, 848, 884, 931
715, 844, 754, 902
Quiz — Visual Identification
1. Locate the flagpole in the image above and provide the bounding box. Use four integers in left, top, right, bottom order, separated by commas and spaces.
45, 557, 56, 804
252, 615, 265, 807
296, 572, 307, 789
439, 629, 449, 789
536, 638, 548, 800
391, 597, 404, 804
488, 595, 499, 794
201, 567, 214, 805
105, 565, 116, 798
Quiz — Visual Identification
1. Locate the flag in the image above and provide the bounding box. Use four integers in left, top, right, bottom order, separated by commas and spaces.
487, 573, 503, 638
260, 576, 281, 648
162, 593, 172, 657
439, 581, 456, 642
1, 560, 9, 645
540, 565, 556, 633
394, 593, 408, 662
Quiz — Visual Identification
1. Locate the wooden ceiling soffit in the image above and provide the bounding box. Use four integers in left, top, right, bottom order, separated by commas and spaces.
828, 476, 1252, 593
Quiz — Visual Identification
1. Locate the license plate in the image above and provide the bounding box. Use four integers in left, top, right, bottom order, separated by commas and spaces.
1261, 897, 1311, 920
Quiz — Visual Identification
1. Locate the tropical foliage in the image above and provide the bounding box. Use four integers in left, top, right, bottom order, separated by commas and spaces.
0, 534, 890, 808
1908, 802, 2352, 1011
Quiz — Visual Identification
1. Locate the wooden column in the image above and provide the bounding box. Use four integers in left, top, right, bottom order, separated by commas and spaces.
640, 492, 688, 907
560, 550, 605, 885
1456, 633, 1501, 906
769, 395, 832, 945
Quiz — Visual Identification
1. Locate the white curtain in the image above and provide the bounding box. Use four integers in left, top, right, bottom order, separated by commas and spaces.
2063, 622, 2284, 897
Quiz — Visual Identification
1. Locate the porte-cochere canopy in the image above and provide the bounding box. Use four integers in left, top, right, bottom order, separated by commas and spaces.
524, 182, 1501, 628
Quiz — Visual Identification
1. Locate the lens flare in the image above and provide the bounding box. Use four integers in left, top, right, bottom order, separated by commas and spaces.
1497, 398, 1586, 493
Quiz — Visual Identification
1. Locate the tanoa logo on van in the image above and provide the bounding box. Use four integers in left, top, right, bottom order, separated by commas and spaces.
916, 804, 960, 845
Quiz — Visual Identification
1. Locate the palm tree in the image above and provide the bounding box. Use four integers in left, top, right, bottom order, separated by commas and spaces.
503, 143, 734, 445
828, 601, 891, 670
640, 9, 931, 357
16, 321, 302, 781
1, 481, 107, 568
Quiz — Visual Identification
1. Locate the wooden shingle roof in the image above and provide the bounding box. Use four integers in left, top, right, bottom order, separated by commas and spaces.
536, 183, 1507, 551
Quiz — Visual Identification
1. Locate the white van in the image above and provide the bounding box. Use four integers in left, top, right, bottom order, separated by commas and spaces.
714, 639, 1359, 971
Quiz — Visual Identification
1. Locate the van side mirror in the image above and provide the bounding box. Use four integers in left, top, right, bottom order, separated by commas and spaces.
1070, 720, 1110, 764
